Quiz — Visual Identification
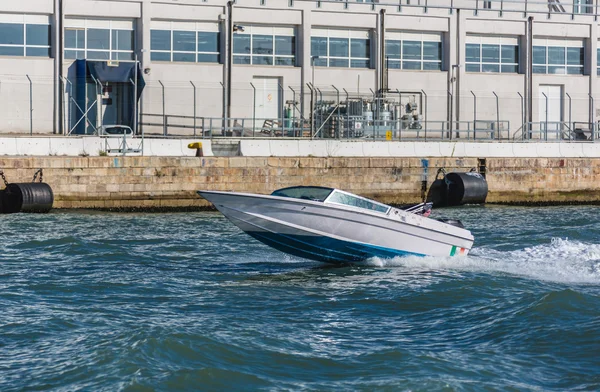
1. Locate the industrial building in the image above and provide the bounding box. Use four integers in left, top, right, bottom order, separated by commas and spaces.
1, 0, 599, 140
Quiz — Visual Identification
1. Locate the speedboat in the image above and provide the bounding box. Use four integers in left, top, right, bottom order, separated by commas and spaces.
197, 186, 474, 264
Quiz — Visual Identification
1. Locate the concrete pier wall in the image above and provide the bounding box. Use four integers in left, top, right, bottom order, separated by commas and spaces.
0, 156, 599, 209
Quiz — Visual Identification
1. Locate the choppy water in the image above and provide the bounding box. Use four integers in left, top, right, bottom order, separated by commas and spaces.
1, 206, 599, 391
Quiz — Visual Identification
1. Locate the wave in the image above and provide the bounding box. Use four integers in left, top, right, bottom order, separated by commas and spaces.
364, 238, 600, 284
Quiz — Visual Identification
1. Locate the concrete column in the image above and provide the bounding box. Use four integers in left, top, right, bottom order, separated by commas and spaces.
589, 22, 597, 125
140, 0, 151, 66
456, 9, 467, 126
301, 8, 311, 118
53, 0, 62, 134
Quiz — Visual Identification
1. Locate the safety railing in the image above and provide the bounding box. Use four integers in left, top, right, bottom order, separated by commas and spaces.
511, 122, 600, 142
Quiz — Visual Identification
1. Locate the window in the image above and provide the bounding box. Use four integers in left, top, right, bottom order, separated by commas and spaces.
150, 21, 219, 63
533, 39, 584, 75
233, 26, 295, 66
574, 0, 592, 14
597, 47, 600, 76
0, 14, 50, 57
385, 32, 442, 71
64, 19, 134, 61
311, 29, 370, 68
326, 190, 390, 214
465, 36, 518, 73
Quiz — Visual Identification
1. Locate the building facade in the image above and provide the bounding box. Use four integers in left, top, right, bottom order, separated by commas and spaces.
0, 0, 599, 138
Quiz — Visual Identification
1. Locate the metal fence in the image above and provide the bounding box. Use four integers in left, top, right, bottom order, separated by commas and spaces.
1, 74, 600, 143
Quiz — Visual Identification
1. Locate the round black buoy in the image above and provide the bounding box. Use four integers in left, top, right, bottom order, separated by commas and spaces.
2, 183, 54, 214
427, 170, 488, 207
445, 172, 488, 206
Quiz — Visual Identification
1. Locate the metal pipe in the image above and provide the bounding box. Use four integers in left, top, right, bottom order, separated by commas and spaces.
566, 92, 572, 139
421, 89, 428, 135
133, 55, 138, 138
343, 88, 349, 138
289, 86, 296, 136
517, 92, 524, 135
26, 74, 33, 135
190, 81, 197, 136
589, 93, 595, 139
279, 83, 285, 135
542, 91, 548, 141
332, 85, 340, 138
307, 83, 315, 138
471, 90, 476, 140
159, 80, 166, 136
493, 91, 499, 140
448, 89, 453, 139
251, 82, 256, 137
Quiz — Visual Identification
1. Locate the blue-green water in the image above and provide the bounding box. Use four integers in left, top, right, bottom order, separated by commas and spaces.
1, 206, 599, 391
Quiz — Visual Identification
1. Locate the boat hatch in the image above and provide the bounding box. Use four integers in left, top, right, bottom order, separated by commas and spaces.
325, 190, 390, 214
271, 186, 334, 202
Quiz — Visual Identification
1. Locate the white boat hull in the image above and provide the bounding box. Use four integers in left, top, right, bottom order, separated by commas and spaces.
198, 191, 474, 264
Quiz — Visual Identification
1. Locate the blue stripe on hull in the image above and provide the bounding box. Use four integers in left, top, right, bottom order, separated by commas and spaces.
246, 231, 422, 264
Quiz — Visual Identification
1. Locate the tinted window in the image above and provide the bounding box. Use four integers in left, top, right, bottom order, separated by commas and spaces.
252, 35, 273, 55
271, 186, 333, 201
65, 28, 85, 49
385, 40, 401, 59
275, 36, 294, 56
0, 23, 24, 45
311, 37, 327, 57
112, 30, 133, 51
87, 28, 110, 50
351, 38, 369, 58
329, 38, 348, 57
173, 30, 195, 52
233, 35, 250, 54
151, 30, 171, 51
198, 31, 218, 53
327, 191, 389, 213
26, 24, 50, 46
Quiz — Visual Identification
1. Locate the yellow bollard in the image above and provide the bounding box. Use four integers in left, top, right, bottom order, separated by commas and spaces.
188, 142, 203, 157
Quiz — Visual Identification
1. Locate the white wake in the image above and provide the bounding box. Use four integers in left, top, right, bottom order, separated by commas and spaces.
364, 238, 600, 284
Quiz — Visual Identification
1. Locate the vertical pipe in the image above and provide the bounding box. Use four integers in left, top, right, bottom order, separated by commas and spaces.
289, 86, 297, 136
526, 16, 533, 138
448, 90, 453, 138
493, 91, 499, 140
190, 81, 196, 137
542, 91, 548, 140
279, 83, 284, 135
159, 80, 166, 136
421, 89, 427, 135
226, 1, 233, 124
566, 92, 572, 138
332, 85, 340, 138
343, 88, 349, 138
27, 75, 33, 135
307, 83, 314, 139
517, 92, 524, 139
133, 55, 138, 137
251, 82, 256, 137
470, 90, 476, 140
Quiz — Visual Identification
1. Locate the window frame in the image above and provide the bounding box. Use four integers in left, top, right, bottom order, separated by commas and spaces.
233, 26, 295, 67
0, 16, 51, 58
64, 19, 135, 61
384, 32, 442, 71
465, 36, 519, 74
532, 41, 584, 75
150, 23, 220, 64
310, 29, 372, 69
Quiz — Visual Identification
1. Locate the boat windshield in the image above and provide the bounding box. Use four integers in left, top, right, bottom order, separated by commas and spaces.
271, 186, 334, 202
325, 190, 390, 213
